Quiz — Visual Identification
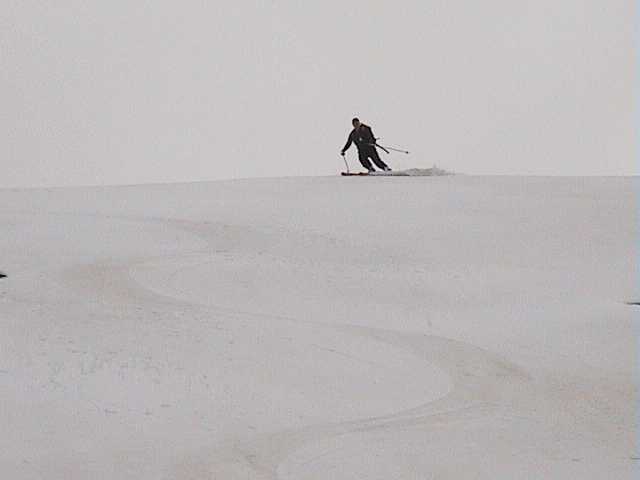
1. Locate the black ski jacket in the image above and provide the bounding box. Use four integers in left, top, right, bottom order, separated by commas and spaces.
342, 124, 377, 153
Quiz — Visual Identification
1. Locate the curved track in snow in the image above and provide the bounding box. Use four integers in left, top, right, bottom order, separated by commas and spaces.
0, 176, 635, 479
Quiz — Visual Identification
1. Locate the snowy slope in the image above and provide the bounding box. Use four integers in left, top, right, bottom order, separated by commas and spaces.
0, 175, 636, 479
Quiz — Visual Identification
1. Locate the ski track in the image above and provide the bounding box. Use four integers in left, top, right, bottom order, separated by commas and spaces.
2, 186, 633, 480
54, 211, 533, 479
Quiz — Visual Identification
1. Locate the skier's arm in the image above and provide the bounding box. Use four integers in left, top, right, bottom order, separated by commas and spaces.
366, 126, 389, 153
367, 126, 377, 146
341, 132, 353, 154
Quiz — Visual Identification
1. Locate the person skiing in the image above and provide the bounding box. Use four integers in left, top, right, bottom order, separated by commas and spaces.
341, 118, 391, 172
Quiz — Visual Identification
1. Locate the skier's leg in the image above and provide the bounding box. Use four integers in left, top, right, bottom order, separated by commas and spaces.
369, 148, 390, 170
358, 150, 375, 171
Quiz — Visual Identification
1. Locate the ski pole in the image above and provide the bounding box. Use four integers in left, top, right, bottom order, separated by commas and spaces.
341, 153, 350, 173
365, 142, 390, 154
377, 144, 409, 154
375, 143, 390, 154
372, 138, 409, 154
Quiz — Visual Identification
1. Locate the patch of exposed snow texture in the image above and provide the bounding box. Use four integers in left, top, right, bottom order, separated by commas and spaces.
0, 175, 635, 479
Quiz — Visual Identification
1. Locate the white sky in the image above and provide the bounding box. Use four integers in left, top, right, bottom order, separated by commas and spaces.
1, 1, 635, 187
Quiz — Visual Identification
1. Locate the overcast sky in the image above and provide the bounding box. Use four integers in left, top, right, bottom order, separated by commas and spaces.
1, 1, 635, 187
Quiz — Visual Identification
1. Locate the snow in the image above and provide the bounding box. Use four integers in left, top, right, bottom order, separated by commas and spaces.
368, 166, 452, 176
0, 175, 636, 479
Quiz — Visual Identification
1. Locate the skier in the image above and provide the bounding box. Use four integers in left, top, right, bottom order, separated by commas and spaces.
340, 118, 391, 172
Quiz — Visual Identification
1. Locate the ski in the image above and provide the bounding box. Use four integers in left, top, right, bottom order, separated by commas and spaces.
341, 171, 404, 176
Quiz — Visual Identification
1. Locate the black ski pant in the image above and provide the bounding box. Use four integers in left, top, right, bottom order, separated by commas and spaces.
358, 146, 389, 171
